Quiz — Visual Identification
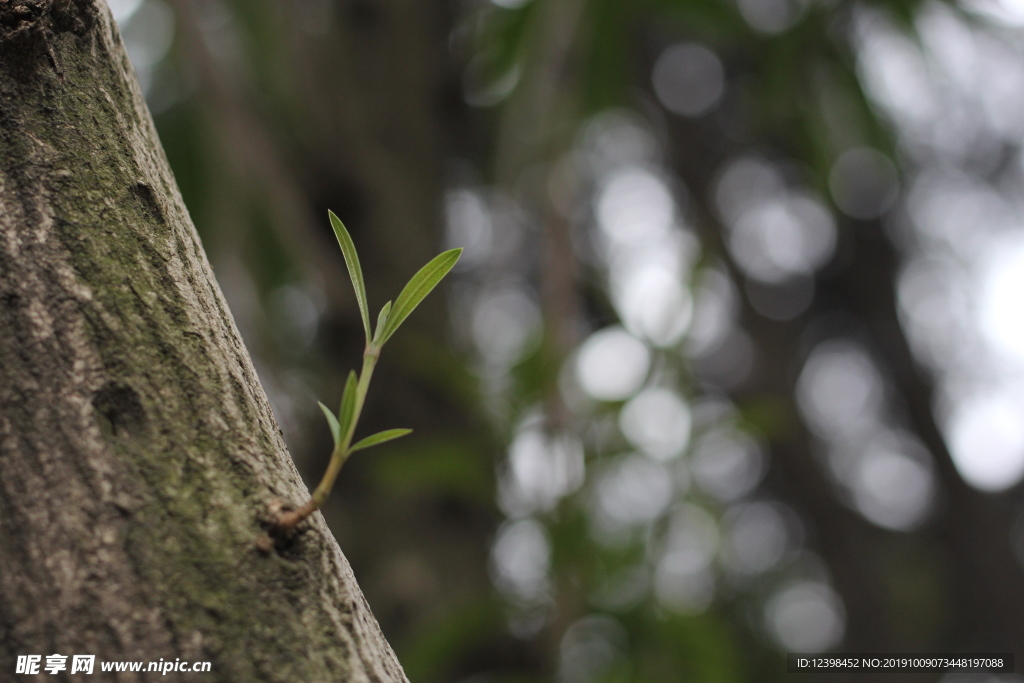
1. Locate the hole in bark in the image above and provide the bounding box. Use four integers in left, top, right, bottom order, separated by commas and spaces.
129, 182, 166, 226
92, 382, 148, 437
272, 528, 310, 558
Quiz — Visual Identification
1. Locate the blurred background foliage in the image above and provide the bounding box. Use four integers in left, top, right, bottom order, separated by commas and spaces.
114, 0, 1024, 678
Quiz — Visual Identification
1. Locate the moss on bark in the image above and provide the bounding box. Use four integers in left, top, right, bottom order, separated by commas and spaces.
0, 2, 407, 680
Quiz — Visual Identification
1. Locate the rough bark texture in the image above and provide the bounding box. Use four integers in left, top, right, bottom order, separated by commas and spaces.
0, 1, 408, 680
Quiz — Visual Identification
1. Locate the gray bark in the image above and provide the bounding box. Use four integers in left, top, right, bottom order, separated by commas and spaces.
0, 1, 408, 680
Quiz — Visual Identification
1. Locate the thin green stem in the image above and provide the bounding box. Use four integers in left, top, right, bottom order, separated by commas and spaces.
276, 345, 379, 530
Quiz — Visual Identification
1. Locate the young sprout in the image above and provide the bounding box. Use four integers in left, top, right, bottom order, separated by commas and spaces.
275, 211, 461, 530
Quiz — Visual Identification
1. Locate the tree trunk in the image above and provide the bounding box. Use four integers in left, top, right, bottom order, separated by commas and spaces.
0, 1, 407, 680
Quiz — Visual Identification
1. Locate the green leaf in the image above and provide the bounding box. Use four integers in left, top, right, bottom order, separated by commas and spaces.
379, 248, 462, 345
318, 401, 341, 448
329, 210, 371, 343
351, 428, 413, 452
337, 370, 358, 445
372, 300, 392, 346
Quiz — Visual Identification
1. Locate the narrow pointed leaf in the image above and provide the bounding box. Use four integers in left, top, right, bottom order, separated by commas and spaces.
379, 248, 462, 345
337, 370, 358, 445
318, 401, 341, 448
351, 428, 413, 452
372, 300, 392, 346
329, 211, 371, 342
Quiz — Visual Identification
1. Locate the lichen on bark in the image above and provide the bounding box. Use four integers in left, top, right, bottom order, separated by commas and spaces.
0, 1, 407, 680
